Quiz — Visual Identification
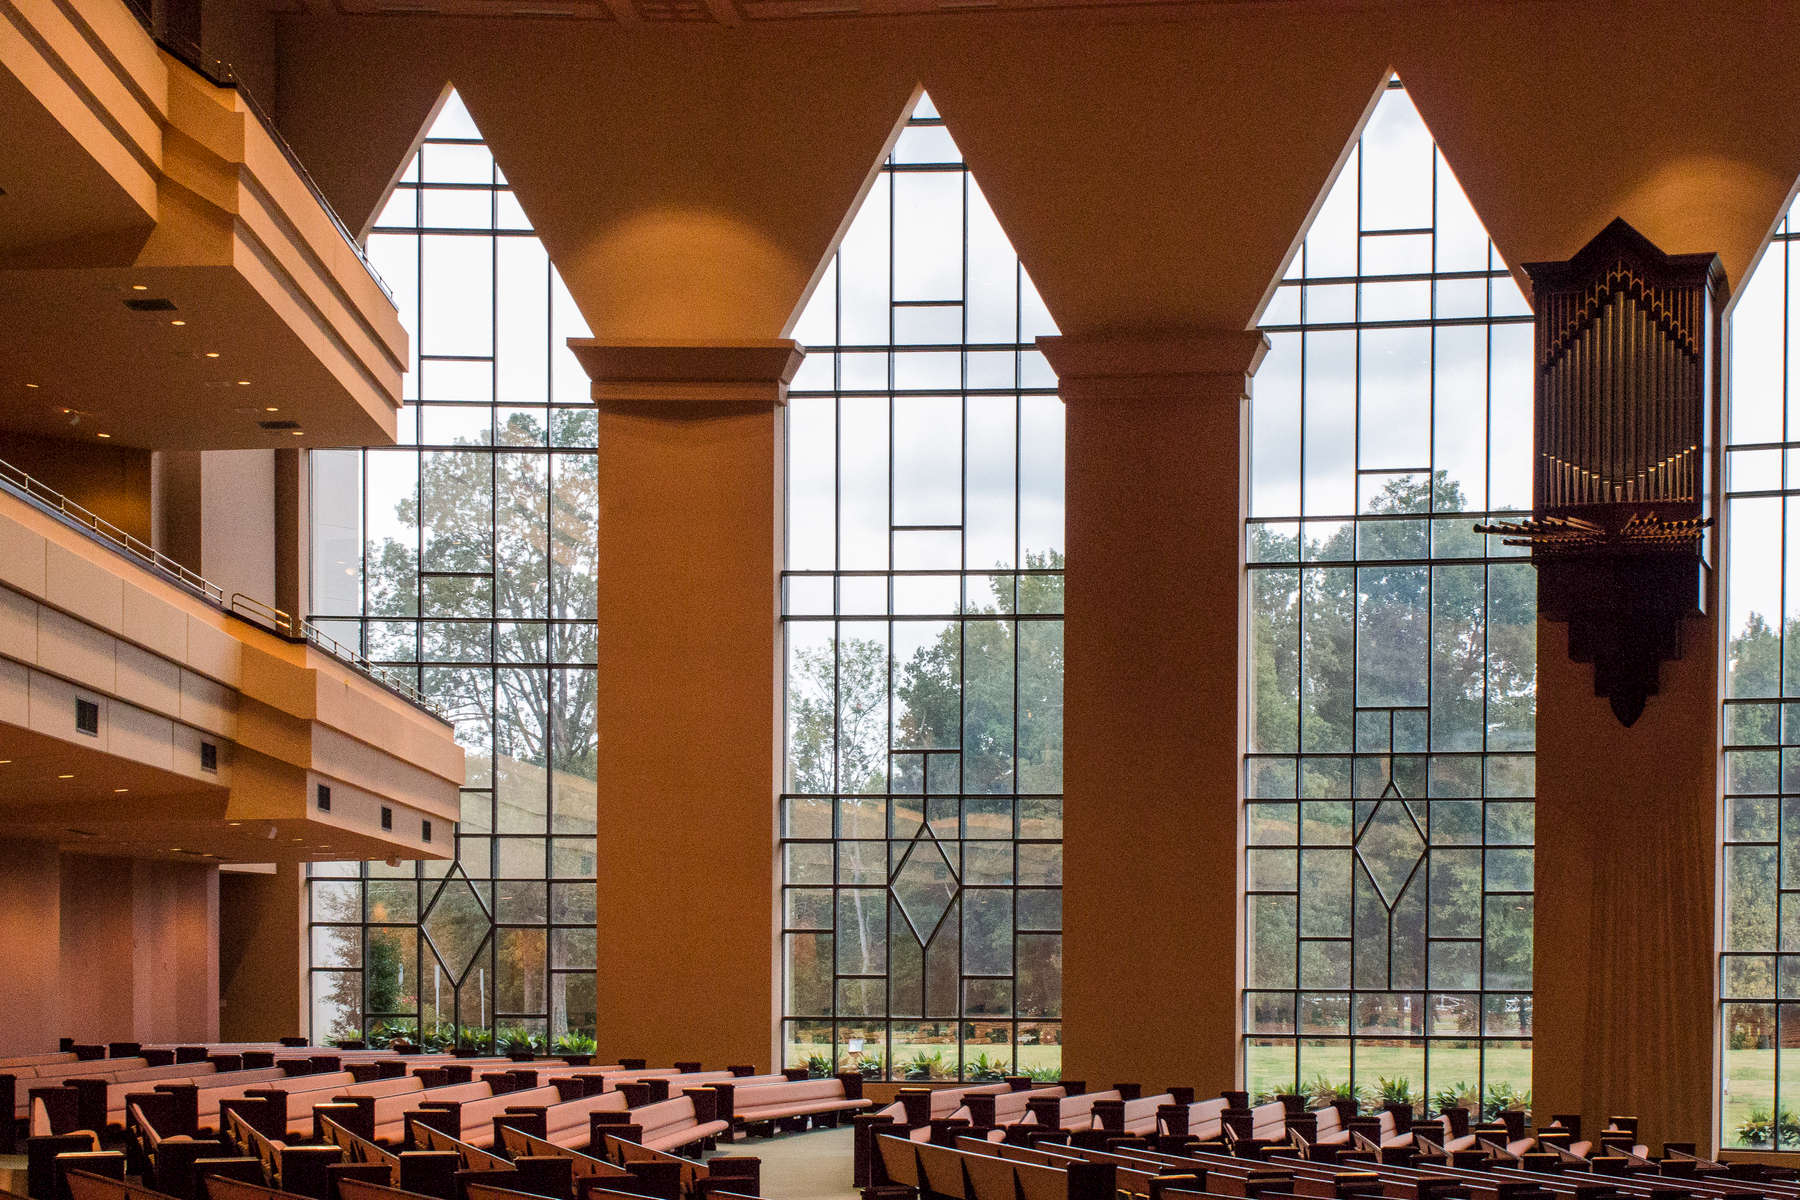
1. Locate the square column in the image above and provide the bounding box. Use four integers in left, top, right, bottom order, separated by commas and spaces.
569, 338, 801, 1071
1533, 613, 1720, 1149
1040, 330, 1267, 1091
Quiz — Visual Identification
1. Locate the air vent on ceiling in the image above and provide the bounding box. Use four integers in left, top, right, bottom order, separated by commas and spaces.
124, 297, 177, 312
259, 419, 301, 430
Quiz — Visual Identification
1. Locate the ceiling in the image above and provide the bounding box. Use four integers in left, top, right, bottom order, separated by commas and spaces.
0, 265, 396, 452
0, 724, 446, 865
267, 0, 1215, 20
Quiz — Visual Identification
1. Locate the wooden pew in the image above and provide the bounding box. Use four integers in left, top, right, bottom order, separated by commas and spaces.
715, 1074, 870, 1136
407, 1112, 574, 1200
869, 1133, 1117, 1200
586, 1092, 729, 1157
589, 1130, 761, 1200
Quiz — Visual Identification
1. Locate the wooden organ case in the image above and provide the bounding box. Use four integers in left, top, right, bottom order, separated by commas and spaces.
1478, 218, 1724, 726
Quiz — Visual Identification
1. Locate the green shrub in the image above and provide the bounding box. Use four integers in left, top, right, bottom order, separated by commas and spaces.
966, 1052, 1007, 1082
1376, 1077, 1416, 1110
1305, 1074, 1363, 1107
1428, 1081, 1481, 1117
551, 1032, 597, 1056
1482, 1084, 1531, 1121
1025, 1065, 1062, 1083
1740, 1107, 1774, 1148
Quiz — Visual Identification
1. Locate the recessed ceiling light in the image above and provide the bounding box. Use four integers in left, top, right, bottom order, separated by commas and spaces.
290, 430, 305, 437
57, 773, 74, 779
205, 351, 220, 359
113, 787, 129, 793
264, 406, 279, 412
25, 383, 39, 389
0, 759, 11, 765
96, 432, 110, 438
170, 319, 186, 326
131, 284, 148, 291
236, 380, 251, 386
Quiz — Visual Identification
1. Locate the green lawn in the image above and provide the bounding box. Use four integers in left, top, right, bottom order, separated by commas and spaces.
1246, 1041, 1532, 1112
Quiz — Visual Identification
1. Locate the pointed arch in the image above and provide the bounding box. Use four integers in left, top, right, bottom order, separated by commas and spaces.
304, 95, 600, 1049
1242, 77, 1537, 1110
779, 92, 1065, 1082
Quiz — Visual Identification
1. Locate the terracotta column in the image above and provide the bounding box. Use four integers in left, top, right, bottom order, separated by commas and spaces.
1040, 330, 1268, 1092
1532, 608, 1720, 1149
569, 338, 800, 1072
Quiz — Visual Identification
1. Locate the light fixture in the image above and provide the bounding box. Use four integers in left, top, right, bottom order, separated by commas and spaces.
112, 787, 128, 793
205, 351, 220, 359
25, 383, 38, 389
0, 759, 11, 764
290, 430, 304, 437
264, 406, 279, 412
96, 433, 110, 439
131, 284, 148, 291
236, 380, 251, 386
57, 773, 74, 779
170, 319, 186, 327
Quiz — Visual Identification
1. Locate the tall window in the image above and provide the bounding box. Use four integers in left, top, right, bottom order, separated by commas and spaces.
1721, 200, 1800, 1150
1242, 80, 1537, 1117
305, 91, 599, 1052
780, 93, 1065, 1083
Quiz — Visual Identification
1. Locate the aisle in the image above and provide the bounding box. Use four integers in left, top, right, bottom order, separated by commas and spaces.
724, 1126, 858, 1200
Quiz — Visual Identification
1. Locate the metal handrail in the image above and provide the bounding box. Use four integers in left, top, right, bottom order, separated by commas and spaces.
0, 456, 446, 722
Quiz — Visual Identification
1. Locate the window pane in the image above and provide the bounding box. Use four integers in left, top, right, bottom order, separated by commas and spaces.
1245, 79, 1533, 1104
304, 92, 596, 1045
780, 94, 1062, 1080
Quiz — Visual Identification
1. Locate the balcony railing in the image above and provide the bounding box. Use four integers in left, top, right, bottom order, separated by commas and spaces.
119, 0, 392, 302
0, 456, 446, 722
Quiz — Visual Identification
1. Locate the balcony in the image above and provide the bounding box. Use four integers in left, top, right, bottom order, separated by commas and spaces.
0, 0, 406, 450
0, 457, 463, 864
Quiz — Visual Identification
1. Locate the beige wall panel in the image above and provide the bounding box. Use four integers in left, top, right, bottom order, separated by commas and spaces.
1534, 615, 1720, 1151
0, 586, 37, 661
130, 858, 221, 1043
28, 669, 85, 742
44, 541, 124, 632
116, 639, 184, 715
184, 618, 242, 689
219, 861, 304, 1041
59, 854, 137, 1041
0, 841, 61, 1056
0, 513, 47, 597
0, 657, 28, 725
108, 700, 175, 770
36, 606, 117, 694
179, 667, 236, 736
121, 581, 190, 662
172, 719, 228, 784
590, 398, 780, 1071
199, 449, 277, 606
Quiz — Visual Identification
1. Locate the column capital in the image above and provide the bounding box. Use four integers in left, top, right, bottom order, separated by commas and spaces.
1037, 329, 1269, 402
567, 338, 804, 406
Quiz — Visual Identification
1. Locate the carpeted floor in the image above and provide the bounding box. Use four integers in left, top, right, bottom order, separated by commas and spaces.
720, 1127, 858, 1200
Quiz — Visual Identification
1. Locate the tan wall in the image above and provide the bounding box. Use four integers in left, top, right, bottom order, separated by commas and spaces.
589, 396, 780, 1071
1533, 614, 1720, 1151
0, 431, 154, 544
219, 861, 305, 1041
59, 854, 138, 1040
0, 841, 63, 1056
0, 849, 219, 1048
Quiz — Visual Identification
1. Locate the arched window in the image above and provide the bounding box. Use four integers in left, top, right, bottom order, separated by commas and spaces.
1720, 198, 1800, 1150
780, 92, 1065, 1082
306, 90, 599, 1052
1242, 78, 1536, 1114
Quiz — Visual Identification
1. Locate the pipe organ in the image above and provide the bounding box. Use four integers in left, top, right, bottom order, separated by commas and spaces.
1477, 218, 1723, 725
